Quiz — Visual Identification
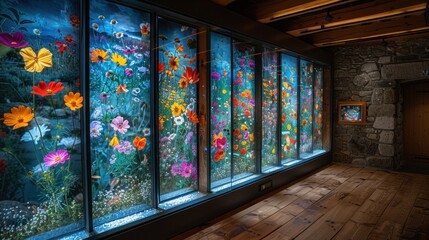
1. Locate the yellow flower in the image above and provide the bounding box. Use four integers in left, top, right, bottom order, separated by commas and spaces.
179, 78, 188, 90
64, 92, 83, 111
249, 133, 254, 141
3, 105, 34, 130
271, 148, 276, 154
241, 141, 247, 146
109, 134, 119, 146
111, 52, 127, 66
240, 124, 248, 131
222, 89, 227, 94
171, 102, 185, 117
287, 124, 291, 131
168, 57, 180, 71
19, 47, 53, 72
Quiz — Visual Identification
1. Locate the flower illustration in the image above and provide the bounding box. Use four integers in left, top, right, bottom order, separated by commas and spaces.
0, 159, 7, 174
140, 23, 150, 35
58, 137, 81, 149
70, 15, 80, 28
179, 78, 188, 90
31, 81, 64, 97
20, 47, 53, 72
0, 32, 29, 48
115, 32, 124, 38
110, 19, 118, 25
92, 23, 99, 31
168, 57, 179, 71
3, 105, 34, 130
33, 29, 41, 35
90, 49, 109, 63
110, 116, 130, 134
143, 128, 151, 136
90, 121, 103, 138
109, 134, 119, 146
116, 84, 128, 93
111, 52, 127, 66
125, 68, 134, 76
158, 62, 165, 72
174, 116, 184, 125
20, 124, 50, 144
187, 110, 199, 124
44, 149, 70, 167
133, 136, 147, 150
181, 66, 199, 84
171, 102, 185, 117
64, 92, 83, 111
214, 149, 225, 162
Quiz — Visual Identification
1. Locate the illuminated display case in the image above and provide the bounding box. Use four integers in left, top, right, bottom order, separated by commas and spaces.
0, 0, 331, 239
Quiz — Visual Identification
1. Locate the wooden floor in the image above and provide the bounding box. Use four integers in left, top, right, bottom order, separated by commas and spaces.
173, 163, 429, 240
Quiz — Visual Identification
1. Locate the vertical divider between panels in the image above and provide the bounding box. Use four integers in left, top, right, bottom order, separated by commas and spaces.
206, 31, 212, 193
254, 46, 262, 174
197, 27, 209, 193
296, 57, 301, 160
80, 0, 93, 233
152, 13, 160, 207
276, 53, 282, 166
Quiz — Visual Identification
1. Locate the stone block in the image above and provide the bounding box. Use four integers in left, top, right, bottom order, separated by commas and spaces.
379, 144, 395, 157
361, 62, 378, 73
367, 156, 393, 169
367, 133, 378, 140
372, 88, 384, 104
383, 89, 396, 104
368, 71, 381, 81
378, 56, 392, 64
353, 73, 369, 87
381, 61, 429, 80
373, 117, 395, 130
379, 131, 394, 144
359, 91, 373, 97
368, 105, 381, 117
368, 104, 395, 117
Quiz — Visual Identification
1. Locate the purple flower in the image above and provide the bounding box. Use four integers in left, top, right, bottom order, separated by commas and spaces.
211, 71, 220, 81
110, 116, 130, 134
90, 121, 103, 138
0, 32, 29, 48
243, 131, 249, 140
180, 162, 193, 178
239, 59, 245, 68
248, 60, 255, 68
185, 132, 193, 144
249, 100, 255, 107
171, 163, 180, 176
44, 150, 70, 167
125, 68, 134, 76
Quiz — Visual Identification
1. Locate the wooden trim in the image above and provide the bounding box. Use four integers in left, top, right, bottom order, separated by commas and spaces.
282, 0, 426, 37
309, 14, 429, 47
322, 66, 331, 151
338, 101, 367, 125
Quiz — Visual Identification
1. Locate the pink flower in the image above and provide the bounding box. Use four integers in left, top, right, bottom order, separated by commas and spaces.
0, 32, 29, 48
215, 136, 227, 149
180, 161, 193, 178
110, 116, 130, 134
171, 163, 180, 176
125, 68, 134, 76
44, 150, 70, 167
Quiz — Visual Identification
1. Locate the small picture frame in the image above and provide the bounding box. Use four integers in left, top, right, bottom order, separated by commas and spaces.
338, 101, 366, 124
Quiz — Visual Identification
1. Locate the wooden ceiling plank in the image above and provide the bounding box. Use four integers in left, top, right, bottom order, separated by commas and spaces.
255, 0, 342, 23
211, 0, 236, 7
310, 14, 429, 47
284, 0, 427, 36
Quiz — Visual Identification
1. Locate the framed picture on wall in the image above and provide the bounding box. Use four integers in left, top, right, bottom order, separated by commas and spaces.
338, 101, 366, 124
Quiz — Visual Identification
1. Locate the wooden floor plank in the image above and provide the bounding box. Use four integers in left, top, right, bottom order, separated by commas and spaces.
177, 164, 429, 240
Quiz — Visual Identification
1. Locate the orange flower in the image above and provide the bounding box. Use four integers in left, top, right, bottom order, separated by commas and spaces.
31, 81, 64, 97
116, 84, 128, 93
181, 66, 199, 84
233, 144, 239, 150
64, 92, 83, 111
3, 105, 34, 130
240, 148, 247, 155
179, 78, 188, 90
168, 57, 180, 71
90, 49, 109, 63
133, 136, 147, 150
214, 149, 225, 162
187, 110, 199, 124
69, 15, 80, 28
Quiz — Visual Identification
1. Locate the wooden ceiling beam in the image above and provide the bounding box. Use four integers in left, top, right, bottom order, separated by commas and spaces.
253, 0, 344, 23
282, 0, 427, 37
308, 14, 429, 47
210, 0, 236, 7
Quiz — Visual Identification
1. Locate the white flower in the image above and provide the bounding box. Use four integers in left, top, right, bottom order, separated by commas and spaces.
168, 133, 176, 140
21, 124, 50, 144
143, 128, 151, 136
174, 116, 184, 125
58, 137, 81, 149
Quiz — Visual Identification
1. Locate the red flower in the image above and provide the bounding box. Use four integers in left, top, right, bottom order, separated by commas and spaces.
55, 41, 70, 55
70, 15, 80, 28
181, 66, 199, 84
31, 81, 64, 97
0, 159, 7, 174
240, 148, 247, 155
214, 149, 225, 162
158, 62, 165, 73
64, 34, 74, 45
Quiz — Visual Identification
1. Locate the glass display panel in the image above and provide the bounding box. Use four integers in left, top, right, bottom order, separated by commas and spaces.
0, 0, 83, 238
299, 59, 314, 158
261, 49, 279, 172
157, 18, 198, 201
89, 0, 153, 227
210, 32, 232, 190
281, 54, 298, 163
313, 66, 323, 151
232, 41, 256, 178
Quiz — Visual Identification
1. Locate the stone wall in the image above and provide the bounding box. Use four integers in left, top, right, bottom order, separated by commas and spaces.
332, 38, 429, 169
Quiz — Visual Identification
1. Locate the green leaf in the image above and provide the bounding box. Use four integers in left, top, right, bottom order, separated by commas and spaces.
19, 27, 28, 32
19, 19, 35, 25
8, 7, 20, 23
0, 13, 14, 23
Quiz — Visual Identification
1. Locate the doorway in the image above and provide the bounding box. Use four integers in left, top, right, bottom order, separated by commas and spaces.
403, 81, 429, 173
